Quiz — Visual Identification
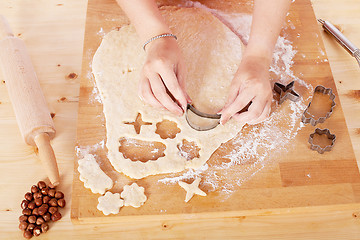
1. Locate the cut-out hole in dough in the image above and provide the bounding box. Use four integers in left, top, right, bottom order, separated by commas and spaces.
155, 120, 181, 139
124, 113, 152, 134
119, 137, 166, 162
177, 139, 201, 161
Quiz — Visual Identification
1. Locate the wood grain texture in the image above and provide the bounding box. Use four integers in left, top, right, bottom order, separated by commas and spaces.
0, 0, 360, 239
71, 0, 360, 225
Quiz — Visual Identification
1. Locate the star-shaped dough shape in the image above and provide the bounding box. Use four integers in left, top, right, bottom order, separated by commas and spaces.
97, 192, 124, 215
179, 178, 207, 202
121, 183, 147, 208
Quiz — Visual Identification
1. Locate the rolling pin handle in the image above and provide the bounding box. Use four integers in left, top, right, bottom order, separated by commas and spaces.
34, 133, 60, 186
0, 15, 14, 40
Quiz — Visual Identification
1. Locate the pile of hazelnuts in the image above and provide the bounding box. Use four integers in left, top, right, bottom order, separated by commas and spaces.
19, 181, 65, 239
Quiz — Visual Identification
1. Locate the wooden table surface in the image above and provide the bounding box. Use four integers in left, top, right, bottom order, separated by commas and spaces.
0, 0, 359, 239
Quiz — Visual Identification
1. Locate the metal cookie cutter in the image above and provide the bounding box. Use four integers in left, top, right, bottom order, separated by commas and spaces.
309, 128, 336, 154
274, 81, 300, 104
185, 103, 221, 131
301, 85, 336, 126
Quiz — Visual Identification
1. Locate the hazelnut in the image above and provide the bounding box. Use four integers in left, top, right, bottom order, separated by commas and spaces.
25, 192, 33, 201
19, 215, 28, 222
55, 191, 64, 199
48, 198, 58, 207
36, 216, 45, 226
51, 211, 62, 221
27, 201, 36, 210
43, 213, 51, 222
19, 221, 28, 231
33, 226, 41, 237
28, 215, 36, 224
22, 208, 32, 216
41, 187, 49, 196
49, 206, 58, 215
32, 208, 39, 216
34, 198, 43, 207
37, 181, 46, 190
33, 192, 42, 199
57, 198, 66, 208
31, 185, 39, 193
23, 230, 33, 239
21, 200, 29, 209
43, 196, 50, 204
41, 223, 49, 233
27, 223, 36, 232
38, 204, 49, 216
48, 189, 56, 198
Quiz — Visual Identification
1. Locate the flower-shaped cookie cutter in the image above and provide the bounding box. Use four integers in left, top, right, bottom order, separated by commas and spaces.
301, 85, 336, 126
274, 81, 300, 104
308, 128, 336, 154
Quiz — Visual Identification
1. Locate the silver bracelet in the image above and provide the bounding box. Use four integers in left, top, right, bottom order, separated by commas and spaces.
142, 33, 177, 51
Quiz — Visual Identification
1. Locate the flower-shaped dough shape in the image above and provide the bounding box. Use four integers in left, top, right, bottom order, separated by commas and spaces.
120, 183, 147, 208
97, 192, 124, 215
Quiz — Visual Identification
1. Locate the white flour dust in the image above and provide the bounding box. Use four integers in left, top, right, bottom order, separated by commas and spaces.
157, 1, 311, 195
75, 140, 105, 158
85, 1, 312, 197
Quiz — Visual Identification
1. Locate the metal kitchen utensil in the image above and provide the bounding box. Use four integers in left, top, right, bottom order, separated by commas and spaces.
301, 85, 336, 126
318, 19, 360, 67
308, 128, 336, 154
185, 103, 221, 131
274, 81, 300, 104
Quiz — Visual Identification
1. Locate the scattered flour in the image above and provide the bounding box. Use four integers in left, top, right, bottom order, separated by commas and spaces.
159, 164, 209, 184
157, 1, 312, 195
97, 27, 106, 37
75, 140, 105, 158
84, 1, 314, 198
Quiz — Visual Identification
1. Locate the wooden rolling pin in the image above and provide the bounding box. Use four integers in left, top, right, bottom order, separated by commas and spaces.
0, 15, 60, 186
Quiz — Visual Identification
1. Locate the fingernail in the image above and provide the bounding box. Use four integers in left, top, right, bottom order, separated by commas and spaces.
220, 118, 226, 125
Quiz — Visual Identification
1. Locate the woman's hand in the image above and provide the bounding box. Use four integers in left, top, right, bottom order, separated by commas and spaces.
219, 55, 272, 125
139, 37, 190, 116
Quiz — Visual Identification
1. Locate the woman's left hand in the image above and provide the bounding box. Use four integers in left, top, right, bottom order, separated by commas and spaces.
219, 55, 273, 125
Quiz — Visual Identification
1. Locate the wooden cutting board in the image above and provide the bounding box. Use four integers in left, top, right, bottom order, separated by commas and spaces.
71, 0, 360, 223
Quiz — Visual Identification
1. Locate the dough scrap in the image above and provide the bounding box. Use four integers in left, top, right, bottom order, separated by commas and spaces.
97, 192, 124, 215
92, 6, 245, 179
78, 154, 113, 194
179, 178, 207, 202
120, 183, 147, 208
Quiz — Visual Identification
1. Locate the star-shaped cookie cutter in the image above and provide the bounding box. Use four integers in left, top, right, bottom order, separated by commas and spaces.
308, 128, 336, 154
274, 81, 300, 104
301, 85, 336, 126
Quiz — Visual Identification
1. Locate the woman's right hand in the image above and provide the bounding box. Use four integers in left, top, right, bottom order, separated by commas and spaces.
139, 36, 190, 116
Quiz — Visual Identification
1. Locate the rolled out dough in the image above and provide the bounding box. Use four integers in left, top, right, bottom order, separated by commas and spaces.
120, 183, 147, 208
179, 178, 207, 202
78, 154, 113, 194
92, 6, 245, 179
97, 192, 124, 215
